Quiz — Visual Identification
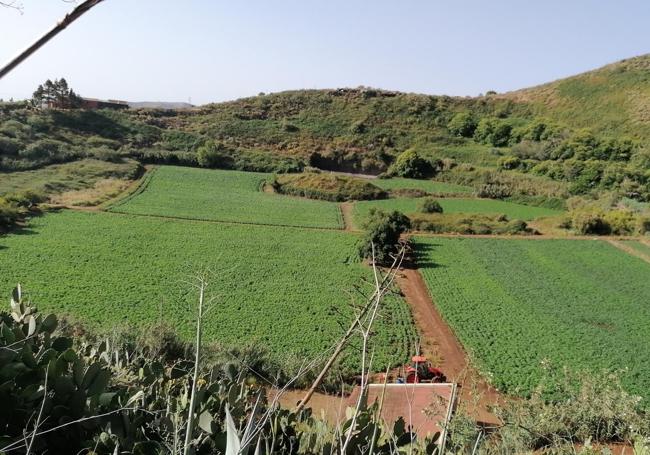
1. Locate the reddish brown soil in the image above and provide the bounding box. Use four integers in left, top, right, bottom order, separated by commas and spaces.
397, 265, 502, 425
347, 384, 455, 437
271, 389, 348, 424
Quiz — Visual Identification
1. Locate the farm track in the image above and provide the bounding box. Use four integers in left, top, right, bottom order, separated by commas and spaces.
605, 239, 650, 264
396, 263, 502, 425
339, 202, 358, 232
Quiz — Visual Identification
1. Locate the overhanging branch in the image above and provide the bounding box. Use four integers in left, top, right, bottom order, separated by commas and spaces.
0, 0, 105, 80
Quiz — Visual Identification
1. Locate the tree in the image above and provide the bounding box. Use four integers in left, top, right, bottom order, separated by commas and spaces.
32, 78, 82, 109
358, 209, 410, 264
473, 117, 512, 147
447, 112, 477, 138
196, 140, 229, 168
389, 149, 440, 179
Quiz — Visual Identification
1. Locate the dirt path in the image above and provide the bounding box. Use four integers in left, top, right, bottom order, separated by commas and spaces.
605, 239, 650, 264
339, 202, 358, 232
397, 265, 502, 425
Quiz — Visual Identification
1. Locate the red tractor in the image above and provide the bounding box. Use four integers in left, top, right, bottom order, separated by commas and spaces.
404, 355, 446, 383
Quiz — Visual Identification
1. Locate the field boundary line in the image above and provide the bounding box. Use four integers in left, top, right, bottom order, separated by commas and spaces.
100, 209, 355, 233
101, 165, 159, 211
605, 239, 650, 264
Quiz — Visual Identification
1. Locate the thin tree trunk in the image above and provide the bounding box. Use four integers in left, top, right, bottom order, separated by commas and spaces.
0, 0, 105, 80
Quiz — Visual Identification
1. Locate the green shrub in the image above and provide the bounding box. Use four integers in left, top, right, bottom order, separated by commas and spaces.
160, 129, 203, 151
358, 209, 411, 264
418, 197, 443, 213
603, 210, 636, 235
410, 212, 532, 235
0, 136, 20, 156
475, 183, 512, 199
196, 140, 230, 168
447, 112, 476, 137
89, 146, 122, 163
20, 138, 66, 160
637, 216, 650, 235
388, 149, 440, 179
498, 156, 522, 170
492, 122, 513, 147
571, 209, 610, 235
86, 135, 121, 150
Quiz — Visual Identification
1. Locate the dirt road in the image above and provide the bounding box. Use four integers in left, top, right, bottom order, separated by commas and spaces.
397, 265, 502, 425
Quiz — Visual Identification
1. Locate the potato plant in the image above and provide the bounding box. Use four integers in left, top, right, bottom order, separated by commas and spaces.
0, 211, 415, 373
109, 166, 343, 229
415, 237, 650, 401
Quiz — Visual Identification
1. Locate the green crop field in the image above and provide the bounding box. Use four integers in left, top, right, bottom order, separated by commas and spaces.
353, 197, 561, 225
372, 178, 473, 194
415, 237, 650, 399
623, 240, 650, 257
109, 166, 343, 229
0, 211, 414, 370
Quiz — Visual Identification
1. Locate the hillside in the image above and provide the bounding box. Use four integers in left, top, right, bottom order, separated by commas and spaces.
503, 54, 650, 142
2, 55, 650, 206
128, 101, 195, 109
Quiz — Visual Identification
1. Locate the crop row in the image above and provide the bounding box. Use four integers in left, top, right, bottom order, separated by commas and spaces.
415, 237, 650, 400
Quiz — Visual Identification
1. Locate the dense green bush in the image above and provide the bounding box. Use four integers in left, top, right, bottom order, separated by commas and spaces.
20, 138, 65, 160
160, 129, 203, 151
388, 149, 441, 179
89, 146, 122, 163
475, 183, 512, 199
418, 197, 443, 213
358, 209, 410, 264
474, 117, 513, 146
410, 212, 532, 235
0, 136, 20, 156
447, 112, 477, 137
566, 207, 647, 235
498, 156, 522, 170
196, 140, 302, 173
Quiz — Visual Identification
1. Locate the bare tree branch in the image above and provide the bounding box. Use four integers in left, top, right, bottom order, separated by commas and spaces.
0, 1, 23, 13
0, 0, 104, 80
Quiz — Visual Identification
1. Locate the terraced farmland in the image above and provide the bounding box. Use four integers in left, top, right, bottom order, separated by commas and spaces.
372, 178, 473, 194
415, 237, 650, 400
353, 197, 560, 225
109, 166, 343, 229
0, 211, 414, 370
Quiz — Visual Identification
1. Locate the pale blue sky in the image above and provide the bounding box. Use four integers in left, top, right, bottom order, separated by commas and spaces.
0, 1, 648, 105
